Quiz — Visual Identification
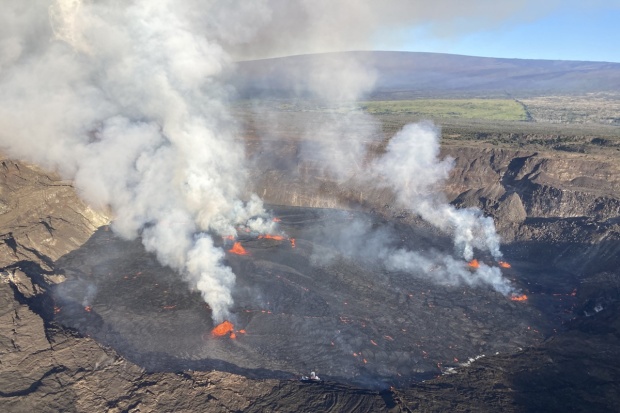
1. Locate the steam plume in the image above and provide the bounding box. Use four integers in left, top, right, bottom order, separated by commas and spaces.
307, 119, 510, 293
384, 249, 511, 295
372, 122, 502, 261
0, 0, 274, 322
275, 61, 509, 292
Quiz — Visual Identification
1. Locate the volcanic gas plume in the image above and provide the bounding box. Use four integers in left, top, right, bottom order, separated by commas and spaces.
0, 0, 544, 322
0, 0, 277, 321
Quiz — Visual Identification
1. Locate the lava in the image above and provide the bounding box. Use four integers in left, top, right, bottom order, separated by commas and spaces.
212, 320, 235, 337
228, 242, 249, 255
258, 233, 296, 248
259, 234, 285, 241
510, 294, 528, 302
467, 259, 480, 269
498, 261, 512, 268
84, 306, 92, 312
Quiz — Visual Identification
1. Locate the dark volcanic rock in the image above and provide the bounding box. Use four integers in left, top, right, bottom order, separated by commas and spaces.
0, 158, 108, 270
0, 276, 396, 412
49, 208, 555, 387
398, 296, 620, 412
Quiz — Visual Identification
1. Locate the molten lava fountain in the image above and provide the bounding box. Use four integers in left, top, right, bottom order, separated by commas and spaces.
229, 242, 249, 255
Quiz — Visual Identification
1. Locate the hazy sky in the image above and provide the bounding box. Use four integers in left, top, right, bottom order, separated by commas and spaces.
394, 6, 620, 62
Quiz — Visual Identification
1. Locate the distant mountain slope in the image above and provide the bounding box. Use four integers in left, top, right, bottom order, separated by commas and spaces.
232, 51, 620, 99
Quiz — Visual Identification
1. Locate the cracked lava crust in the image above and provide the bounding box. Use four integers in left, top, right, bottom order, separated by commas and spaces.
51, 206, 578, 388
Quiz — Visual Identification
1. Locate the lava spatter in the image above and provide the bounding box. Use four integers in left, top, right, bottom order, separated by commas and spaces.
212, 320, 235, 338
228, 242, 249, 256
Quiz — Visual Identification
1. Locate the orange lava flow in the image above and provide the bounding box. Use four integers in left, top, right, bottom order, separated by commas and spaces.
498, 261, 512, 268
258, 233, 296, 248
468, 259, 480, 269
259, 234, 285, 241
510, 294, 528, 302
212, 320, 235, 337
84, 306, 92, 312
228, 242, 249, 255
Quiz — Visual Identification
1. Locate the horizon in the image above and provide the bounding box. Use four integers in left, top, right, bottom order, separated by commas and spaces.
237, 49, 620, 65
388, 5, 620, 64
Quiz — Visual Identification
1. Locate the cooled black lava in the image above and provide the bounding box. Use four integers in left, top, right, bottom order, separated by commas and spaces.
51, 206, 577, 387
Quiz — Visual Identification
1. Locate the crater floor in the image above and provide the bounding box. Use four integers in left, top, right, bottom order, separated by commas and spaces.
52, 206, 578, 387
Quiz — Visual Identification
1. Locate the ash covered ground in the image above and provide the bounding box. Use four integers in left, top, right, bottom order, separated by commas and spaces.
52, 205, 578, 388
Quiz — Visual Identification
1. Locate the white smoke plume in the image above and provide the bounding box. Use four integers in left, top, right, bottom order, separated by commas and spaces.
384, 248, 512, 295
318, 121, 512, 294
308, 212, 512, 296
372, 122, 502, 261
0, 0, 276, 322
272, 64, 509, 291
284, 69, 508, 291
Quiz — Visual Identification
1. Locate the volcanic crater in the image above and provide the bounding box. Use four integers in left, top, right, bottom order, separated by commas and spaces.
3, 111, 620, 410
51, 205, 578, 387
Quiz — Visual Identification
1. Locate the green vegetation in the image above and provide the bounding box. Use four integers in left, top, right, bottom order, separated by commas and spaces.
359, 99, 529, 121
235, 96, 620, 156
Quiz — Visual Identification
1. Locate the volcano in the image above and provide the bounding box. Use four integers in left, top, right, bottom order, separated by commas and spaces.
52, 206, 578, 387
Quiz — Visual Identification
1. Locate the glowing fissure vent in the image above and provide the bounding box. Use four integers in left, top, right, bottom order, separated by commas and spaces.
258, 234, 285, 241
212, 320, 235, 338
228, 242, 249, 255
259, 233, 296, 248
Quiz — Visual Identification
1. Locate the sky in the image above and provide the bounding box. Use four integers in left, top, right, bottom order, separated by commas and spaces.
395, 6, 620, 63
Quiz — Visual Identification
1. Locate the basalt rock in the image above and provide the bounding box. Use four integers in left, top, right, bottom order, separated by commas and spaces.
252, 142, 620, 254
0, 159, 109, 270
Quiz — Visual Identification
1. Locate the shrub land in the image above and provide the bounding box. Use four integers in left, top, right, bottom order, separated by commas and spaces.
359, 99, 529, 121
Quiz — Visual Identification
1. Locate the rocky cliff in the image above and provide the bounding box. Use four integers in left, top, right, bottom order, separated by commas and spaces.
249, 133, 620, 276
